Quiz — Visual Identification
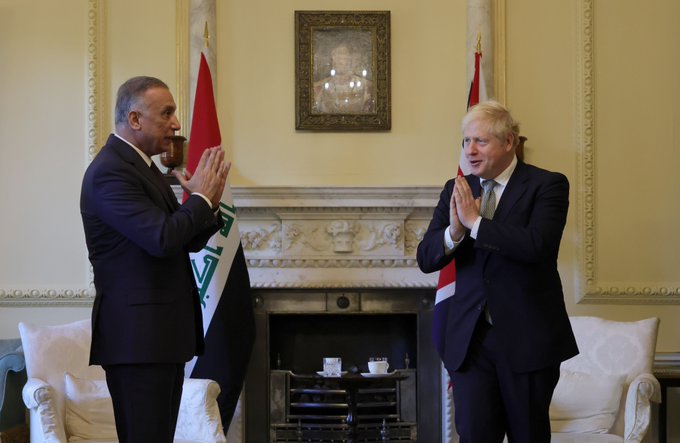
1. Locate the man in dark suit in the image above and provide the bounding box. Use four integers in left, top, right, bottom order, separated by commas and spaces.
417, 101, 578, 443
80, 76, 230, 442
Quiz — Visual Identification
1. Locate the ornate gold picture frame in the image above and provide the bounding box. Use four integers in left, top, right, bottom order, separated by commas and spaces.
295, 11, 391, 131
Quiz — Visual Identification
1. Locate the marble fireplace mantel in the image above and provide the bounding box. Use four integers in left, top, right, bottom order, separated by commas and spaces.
228, 186, 441, 289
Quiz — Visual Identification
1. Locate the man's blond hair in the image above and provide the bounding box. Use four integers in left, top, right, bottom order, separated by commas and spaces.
462, 100, 520, 149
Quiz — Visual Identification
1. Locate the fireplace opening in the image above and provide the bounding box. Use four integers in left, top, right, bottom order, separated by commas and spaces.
245, 289, 441, 443
269, 314, 417, 374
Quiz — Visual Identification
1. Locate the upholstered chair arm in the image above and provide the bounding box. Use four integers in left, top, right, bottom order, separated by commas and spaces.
174, 378, 227, 442
22, 377, 67, 443
623, 373, 661, 443
0, 351, 25, 408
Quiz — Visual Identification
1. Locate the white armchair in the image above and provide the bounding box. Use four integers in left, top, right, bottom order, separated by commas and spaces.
549, 316, 660, 443
18, 319, 226, 443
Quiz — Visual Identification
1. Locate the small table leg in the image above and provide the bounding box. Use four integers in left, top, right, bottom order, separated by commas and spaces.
345, 385, 358, 443
659, 381, 667, 443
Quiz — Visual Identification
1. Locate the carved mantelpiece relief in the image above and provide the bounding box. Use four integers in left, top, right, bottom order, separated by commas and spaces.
230, 187, 440, 288
243, 213, 410, 257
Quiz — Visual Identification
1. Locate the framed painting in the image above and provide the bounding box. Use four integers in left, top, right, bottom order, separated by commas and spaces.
295, 11, 391, 131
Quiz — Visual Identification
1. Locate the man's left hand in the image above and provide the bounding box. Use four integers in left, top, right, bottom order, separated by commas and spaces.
453, 177, 481, 229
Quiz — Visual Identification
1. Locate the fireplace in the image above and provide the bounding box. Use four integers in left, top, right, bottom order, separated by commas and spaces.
245, 289, 440, 442
218, 186, 456, 442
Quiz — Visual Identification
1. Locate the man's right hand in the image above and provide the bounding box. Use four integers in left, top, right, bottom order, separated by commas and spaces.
172, 147, 231, 208
449, 179, 465, 241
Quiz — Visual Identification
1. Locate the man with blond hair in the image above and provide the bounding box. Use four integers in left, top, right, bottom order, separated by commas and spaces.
417, 100, 578, 442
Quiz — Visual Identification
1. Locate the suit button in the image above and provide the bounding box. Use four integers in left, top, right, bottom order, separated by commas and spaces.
476, 304, 483, 311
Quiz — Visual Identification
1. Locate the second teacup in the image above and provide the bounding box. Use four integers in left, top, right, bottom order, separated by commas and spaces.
368, 357, 389, 374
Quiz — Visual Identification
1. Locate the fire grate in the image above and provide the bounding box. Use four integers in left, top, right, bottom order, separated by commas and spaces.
272, 422, 416, 442
270, 370, 416, 443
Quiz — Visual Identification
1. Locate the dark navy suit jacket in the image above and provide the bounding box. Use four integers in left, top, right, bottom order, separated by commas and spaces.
81, 134, 222, 366
417, 161, 578, 373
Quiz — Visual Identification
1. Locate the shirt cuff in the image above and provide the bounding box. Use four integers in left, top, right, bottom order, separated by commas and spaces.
444, 226, 464, 254
470, 216, 483, 239
191, 192, 214, 211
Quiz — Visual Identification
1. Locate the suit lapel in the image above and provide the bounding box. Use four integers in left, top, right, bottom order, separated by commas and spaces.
148, 164, 180, 211
108, 136, 178, 212
493, 161, 528, 221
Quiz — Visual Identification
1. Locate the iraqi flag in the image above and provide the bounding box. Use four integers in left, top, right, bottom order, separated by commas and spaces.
432, 48, 486, 357
184, 52, 255, 431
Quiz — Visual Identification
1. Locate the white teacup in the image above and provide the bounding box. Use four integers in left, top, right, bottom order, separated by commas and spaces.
368, 358, 389, 374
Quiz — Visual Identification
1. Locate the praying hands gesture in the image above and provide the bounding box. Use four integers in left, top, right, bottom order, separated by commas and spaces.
173, 146, 230, 208
450, 177, 481, 236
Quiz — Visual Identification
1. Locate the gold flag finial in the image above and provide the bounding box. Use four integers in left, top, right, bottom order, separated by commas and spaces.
475, 31, 482, 54
203, 21, 210, 49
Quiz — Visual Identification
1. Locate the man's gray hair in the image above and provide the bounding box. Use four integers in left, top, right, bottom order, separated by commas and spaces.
114, 76, 169, 125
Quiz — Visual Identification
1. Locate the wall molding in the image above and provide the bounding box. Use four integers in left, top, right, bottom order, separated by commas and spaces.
575, 0, 680, 304
86, 0, 107, 162
493, 0, 506, 104
0, 0, 106, 306
176, 0, 190, 133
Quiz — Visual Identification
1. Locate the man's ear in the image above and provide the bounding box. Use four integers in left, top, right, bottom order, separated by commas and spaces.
128, 111, 142, 130
505, 134, 514, 152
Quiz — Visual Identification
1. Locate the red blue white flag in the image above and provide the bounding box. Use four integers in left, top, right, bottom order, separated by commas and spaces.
432, 46, 486, 356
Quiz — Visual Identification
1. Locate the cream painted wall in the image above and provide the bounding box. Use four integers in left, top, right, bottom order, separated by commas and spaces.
1, 0, 679, 367
0, 0, 93, 332
107, 0, 178, 118
217, 0, 467, 186
0, 0, 179, 336
505, 0, 680, 354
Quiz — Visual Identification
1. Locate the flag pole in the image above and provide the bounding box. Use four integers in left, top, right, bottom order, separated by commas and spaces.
476, 30, 481, 53
203, 21, 210, 49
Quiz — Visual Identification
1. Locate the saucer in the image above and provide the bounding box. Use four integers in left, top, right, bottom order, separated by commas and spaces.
360, 372, 391, 377
316, 371, 347, 377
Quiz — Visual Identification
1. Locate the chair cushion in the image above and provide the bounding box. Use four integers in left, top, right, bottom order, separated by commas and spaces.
63, 374, 225, 443
20, 320, 105, 389
64, 372, 116, 442
563, 317, 658, 385
549, 369, 625, 434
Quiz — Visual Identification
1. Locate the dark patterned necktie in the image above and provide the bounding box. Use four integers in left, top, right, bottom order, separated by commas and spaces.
480, 179, 498, 220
